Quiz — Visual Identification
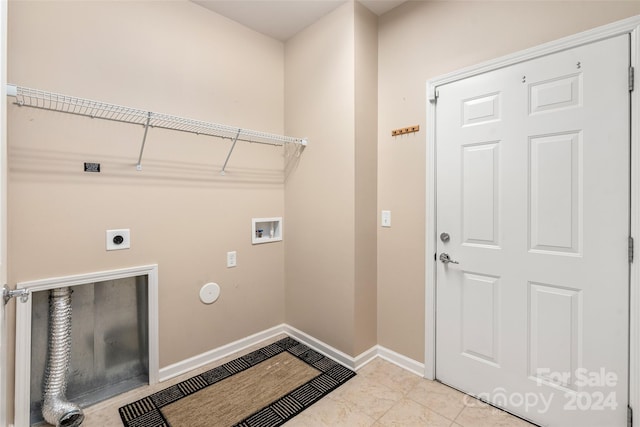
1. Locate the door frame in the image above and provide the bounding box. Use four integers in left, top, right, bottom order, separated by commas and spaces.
425, 15, 640, 425
1, 0, 8, 425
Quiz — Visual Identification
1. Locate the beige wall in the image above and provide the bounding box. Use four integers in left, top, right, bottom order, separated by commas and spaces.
354, 2, 378, 355
284, 2, 357, 354
284, 1, 378, 356
6, 0, 640, 422
6, 0, 286, 420
377, 1, 640, 362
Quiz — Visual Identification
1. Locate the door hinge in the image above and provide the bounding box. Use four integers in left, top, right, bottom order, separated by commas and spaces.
630, 66, 635, 92
429, 87, 439, 104
630, 236, 635, 263
628, 405, 633, 427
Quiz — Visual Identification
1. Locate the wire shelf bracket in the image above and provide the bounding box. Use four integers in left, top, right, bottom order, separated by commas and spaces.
6, 84, 308, 173
136, 112, 152, 171
221, 129, 241, 176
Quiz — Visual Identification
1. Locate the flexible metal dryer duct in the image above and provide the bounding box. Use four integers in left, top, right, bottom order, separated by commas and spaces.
42, 287, 85, 427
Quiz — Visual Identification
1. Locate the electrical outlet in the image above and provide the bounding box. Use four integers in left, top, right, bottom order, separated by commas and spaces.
106, 229, 130, 251
227, 251, 237, 268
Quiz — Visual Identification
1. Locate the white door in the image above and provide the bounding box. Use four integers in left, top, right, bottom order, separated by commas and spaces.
435, 35, 630, 426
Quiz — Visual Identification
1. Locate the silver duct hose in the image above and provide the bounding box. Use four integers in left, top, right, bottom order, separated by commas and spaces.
42, 287, 85, 427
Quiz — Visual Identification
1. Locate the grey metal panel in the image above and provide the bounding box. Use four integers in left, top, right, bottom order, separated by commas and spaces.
30, 277, 149, 425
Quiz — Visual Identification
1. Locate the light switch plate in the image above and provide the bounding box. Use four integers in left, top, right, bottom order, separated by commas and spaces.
381, 210, 391, 227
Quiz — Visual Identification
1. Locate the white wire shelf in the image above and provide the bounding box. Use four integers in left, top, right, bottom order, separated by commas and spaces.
6, 84, 307, 174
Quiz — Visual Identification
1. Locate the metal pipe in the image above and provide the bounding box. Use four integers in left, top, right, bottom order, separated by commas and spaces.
41, 287, 84, 427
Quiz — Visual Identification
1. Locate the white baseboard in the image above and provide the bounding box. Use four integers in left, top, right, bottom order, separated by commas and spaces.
282, 325, 424, 375
283, 324, 359, 370
377, 345, 425, 377
353, 345, 378, 371
158, 323, 425, 383
159, 324, 286, 381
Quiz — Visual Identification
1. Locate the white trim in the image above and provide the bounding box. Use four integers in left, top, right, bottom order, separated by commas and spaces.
0, 0, 7, 425
630, 22, 640, 427
377, 345, 425, 377
14, 264, 158, 293
283, 324, 357, 369
353, 345, 378, 371
13, 265, 159, 427
159, 324, 287, 381
160, 323, 423, 381
425, 79, 437, 381
146, 266, 160, 386
14, 294, 32, 427
282, 325, 424, 375
425, 14, 640, 426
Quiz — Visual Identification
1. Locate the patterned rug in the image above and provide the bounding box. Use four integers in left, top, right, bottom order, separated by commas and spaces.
118, 337, 356, 427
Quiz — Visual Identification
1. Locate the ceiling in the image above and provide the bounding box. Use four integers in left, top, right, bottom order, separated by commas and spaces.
192, 0, 406, 41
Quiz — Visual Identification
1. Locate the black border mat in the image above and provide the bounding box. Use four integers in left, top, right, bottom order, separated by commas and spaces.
119, 337, 356, 427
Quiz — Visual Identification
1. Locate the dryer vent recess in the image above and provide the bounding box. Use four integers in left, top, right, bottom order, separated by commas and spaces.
106, 229, 130, 251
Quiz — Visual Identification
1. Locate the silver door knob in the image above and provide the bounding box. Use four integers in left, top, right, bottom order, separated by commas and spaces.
439, 253, 459, 264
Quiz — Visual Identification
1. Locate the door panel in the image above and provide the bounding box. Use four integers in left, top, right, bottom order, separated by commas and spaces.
529, 132, 581, 254
461, 272, 500, 366
436, 35, 629, 426
528, 282, 581, 390
462, 142, 500, 247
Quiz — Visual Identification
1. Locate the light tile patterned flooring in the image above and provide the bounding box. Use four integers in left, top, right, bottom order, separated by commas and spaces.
77, 335, 535, 427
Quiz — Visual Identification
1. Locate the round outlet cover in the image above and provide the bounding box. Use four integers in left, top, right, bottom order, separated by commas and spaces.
199, 282, 220, 304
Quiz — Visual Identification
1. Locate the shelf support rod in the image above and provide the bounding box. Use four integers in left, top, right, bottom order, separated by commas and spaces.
3, 284, 29, 305
221, 129, 241, 176
136, 112, 152, 171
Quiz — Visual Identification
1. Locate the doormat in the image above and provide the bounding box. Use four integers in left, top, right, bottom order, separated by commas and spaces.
118, 337, 356, 427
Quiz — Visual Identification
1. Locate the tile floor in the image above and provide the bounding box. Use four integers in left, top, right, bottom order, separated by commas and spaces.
75, 335, 535, 427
